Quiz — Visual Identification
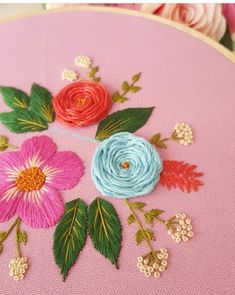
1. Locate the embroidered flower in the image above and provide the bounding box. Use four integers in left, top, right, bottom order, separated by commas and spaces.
53, 80, 112, 127
0, 136, 84, 228
137, 248, 169, 278
9, 257, 28, 281
74, 55, 92, 69
61, 69, 79, 82
91, 132, 162, 199
172, 123, 193, 145
167, 213, 194, 243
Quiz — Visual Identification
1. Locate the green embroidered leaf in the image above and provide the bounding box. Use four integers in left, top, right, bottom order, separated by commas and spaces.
0, 86, 30, 110
130, 86, 141, 93
132, 72, 141, 83
87, 66, 101, 82
135, 229, 155, 245
129, 202, 146, 210
0, 110, 48, 133
0, 136, 8, 152
0, 231, 7, 242
144, 209, 165, 225
88, 197, 122, 267
127, 214, 135, 225
53, 198, 87, 281
150, 133, 168, 149
17, 231, 27, 245
30, 83, 55, 123
220, 27, 233, 51
122, 81, 130, 92
95, 107, 154, 141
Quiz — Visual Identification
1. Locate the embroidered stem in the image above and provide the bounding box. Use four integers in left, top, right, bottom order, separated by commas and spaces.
124, 199, 153, 253
15, 218, 22, 258
0, 217, 20, 243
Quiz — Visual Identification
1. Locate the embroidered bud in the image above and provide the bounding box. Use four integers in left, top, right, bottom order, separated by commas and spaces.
61, 69, 79, 82
168, 213, 194, 243
74, 55, 92, 69
172, 123, 193, 145
9, 257, 28, 281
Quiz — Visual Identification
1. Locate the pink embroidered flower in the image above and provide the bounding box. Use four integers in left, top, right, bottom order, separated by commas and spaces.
0, 136, 84, 228
141, 4, 226, 41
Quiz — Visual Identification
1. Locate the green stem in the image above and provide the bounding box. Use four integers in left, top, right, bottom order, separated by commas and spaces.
1, 217, 20, 242
15, 218, 21, 258
125, 199, 154, 253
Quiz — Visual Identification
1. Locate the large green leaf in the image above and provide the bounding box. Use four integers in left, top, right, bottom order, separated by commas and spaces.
0, 110, 48, 133
53, 199, 88, 281
0, 86, 30, 110
30, 83, 55, 123
95, 107, 154, 141
88, 197, 122, 267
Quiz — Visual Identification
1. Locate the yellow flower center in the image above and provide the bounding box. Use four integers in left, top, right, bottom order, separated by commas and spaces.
15, 167, 46, 191
120, 161, 130, 169
77, 98, 87, 107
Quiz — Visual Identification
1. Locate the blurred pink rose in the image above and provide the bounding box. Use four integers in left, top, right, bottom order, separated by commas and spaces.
223, 4, 235, 33
141, 4, 226, 41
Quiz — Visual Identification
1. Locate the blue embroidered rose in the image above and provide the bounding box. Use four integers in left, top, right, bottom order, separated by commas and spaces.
91, 132, 162, 199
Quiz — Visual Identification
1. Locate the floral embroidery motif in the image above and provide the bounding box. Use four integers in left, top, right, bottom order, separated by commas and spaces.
0, 135, 84, 228
91, 132, 162, 198
74, 55, 92, 69
160, 160, 203, 193
9, 257, 28, 281
172, 123, 193, 145
61, 69, 79, 82
53, 80, 112, 127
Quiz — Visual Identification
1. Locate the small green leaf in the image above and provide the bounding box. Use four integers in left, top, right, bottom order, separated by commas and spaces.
17, 231, 27, 245
88, 197, 122, 267
92, 66, 99, 74
135, 229, 155, 245
30, 83, 55, 123
93, 77, 101, 82
132, 72, 141, 83
130, 86, 141, 93
0, 136, 8, 151
127, 214, 135, 225
121, 81, 130, 92
0, 110, 48, 133
53, 198, 88, 281
96, 107, 154, 141
220, 27, 233, 51
114, 96, 129, 103
130, 202, 146, 210
144, 209, 165, 225
0, 86, 30, 110
150, 133, 167, 149
0, 232, 7, 242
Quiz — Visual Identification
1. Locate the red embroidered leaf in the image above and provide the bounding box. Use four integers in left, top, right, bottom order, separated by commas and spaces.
160, 160, 204, 193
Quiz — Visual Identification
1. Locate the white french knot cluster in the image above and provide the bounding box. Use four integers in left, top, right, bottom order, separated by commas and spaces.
9, 257, 28, 281
167, 213, 194, 243
173, 123, 193, 145
137, 248, 169, 278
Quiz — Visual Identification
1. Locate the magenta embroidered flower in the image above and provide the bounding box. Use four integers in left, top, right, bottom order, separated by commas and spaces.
0, 136, 84, 228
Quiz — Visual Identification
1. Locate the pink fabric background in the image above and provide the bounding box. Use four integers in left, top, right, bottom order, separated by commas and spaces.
0, 9, 235, 295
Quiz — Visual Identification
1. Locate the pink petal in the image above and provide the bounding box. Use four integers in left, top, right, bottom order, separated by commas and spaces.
0, 151, 24, 189
17, 184, 64, 228
46, 151, 85, 190
20, 136, 57, 168
0, 184, 20, 222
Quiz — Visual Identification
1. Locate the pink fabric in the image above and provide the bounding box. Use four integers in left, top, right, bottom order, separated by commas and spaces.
0, 9, 234, 295
0, 136, 84, 228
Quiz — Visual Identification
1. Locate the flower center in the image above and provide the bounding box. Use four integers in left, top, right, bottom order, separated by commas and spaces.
77, 98, 87, 107
120, 161, 130, 169
15, 167, 46, 191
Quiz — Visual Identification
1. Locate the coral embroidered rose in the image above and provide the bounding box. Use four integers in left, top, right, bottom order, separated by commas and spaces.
141, 4, 226, 41
53, 80, 112, 127
0, 136, 84, 228
91, 132, 162, 199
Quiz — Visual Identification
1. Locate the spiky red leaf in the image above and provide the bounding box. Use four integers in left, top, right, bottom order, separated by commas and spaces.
160, 160, 204, 193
